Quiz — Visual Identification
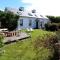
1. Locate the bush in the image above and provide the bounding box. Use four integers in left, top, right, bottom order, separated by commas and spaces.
0, 35, 4, 48
45, 23, 60, 31
34, 32, 57, 48
0, 35, 4, 56
33, 31, 58, 60
47, 16, 60, 23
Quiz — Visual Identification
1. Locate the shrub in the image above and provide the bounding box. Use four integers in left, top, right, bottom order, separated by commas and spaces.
58, 23, 60, 29
34, 32, 57, 48
33, 31, 58, 60
45, 23, 60, 31
47, 16, 60, 23
0, 35, 4, 48
0, 35, 4, 56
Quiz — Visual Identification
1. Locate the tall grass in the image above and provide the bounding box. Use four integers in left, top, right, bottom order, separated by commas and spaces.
0, 29, 58, 60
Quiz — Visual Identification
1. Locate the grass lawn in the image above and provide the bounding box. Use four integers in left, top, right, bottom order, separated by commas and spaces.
0, 29, 56, 60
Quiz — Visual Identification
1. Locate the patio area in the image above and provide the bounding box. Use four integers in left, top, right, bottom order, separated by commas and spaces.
3, 32, 30, 44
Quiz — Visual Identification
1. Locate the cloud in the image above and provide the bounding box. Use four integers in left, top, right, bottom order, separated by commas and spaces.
22, 0, 60, 16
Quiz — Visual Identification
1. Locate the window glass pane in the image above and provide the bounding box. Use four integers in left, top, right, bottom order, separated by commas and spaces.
20, 19, 23, 26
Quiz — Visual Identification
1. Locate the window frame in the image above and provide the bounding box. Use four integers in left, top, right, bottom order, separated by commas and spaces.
20, 19, 23, 26
29, 20, 32, 26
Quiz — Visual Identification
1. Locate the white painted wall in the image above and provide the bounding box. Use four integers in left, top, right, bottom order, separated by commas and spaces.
17, 17, 49, 30
17, 17, 36, 30
38, 18, 49, 28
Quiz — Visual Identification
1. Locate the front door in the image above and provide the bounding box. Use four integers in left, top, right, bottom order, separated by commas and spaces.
35, 19, 39, 29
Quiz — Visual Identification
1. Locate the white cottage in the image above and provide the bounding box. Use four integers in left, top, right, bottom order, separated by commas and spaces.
5, 7, 49, 30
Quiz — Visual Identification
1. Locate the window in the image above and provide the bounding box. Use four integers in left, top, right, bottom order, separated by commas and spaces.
17, 12, 22, 15
29, 20, 32, 26
40, 15, 43, 17
40, 21, 44, 28
20, 19, 23, 26
35, 14, 37, 17
28, 13, 33, 16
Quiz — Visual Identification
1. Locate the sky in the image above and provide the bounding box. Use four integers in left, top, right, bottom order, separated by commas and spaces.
0, 0, 60, 16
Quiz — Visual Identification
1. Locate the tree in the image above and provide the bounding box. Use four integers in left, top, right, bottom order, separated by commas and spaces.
0, 11, 19, 31
45, 16, 60, 31
47, 16, 60, 23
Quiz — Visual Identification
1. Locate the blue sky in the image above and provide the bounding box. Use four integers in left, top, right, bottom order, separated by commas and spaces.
0, 0, 60, 16
0, 0, 30, 10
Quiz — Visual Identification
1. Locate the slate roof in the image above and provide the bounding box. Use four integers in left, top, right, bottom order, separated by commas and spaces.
5, 7, 48, 19
16, 11, 48, 19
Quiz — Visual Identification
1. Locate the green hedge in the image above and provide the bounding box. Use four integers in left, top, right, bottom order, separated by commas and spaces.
0, 35, 4, 48
47, 16, 60, 23
33, 30, 58, 60
45, 23, 60, 31
0, 35, 4, 56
